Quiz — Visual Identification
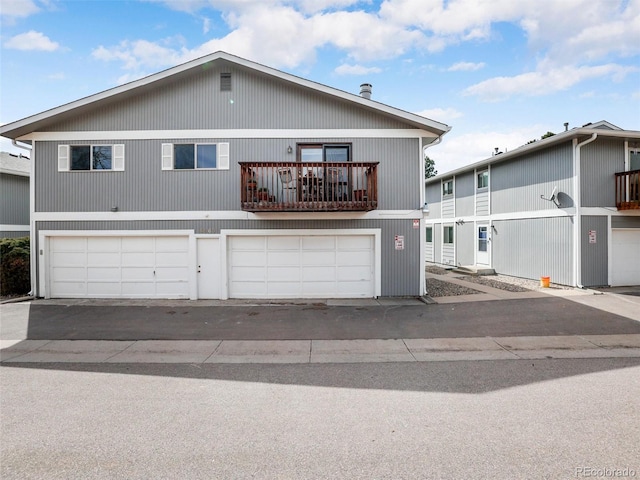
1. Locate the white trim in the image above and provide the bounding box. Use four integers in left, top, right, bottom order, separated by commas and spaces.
607, 215, 613, 286
32, 209, 426, 222
0, 224, 30, 232
423, 208, 576, 225
30, 142, 36, 296
0, 168, 30, 177
221, 228, 382, 298
21, 129, 436, 142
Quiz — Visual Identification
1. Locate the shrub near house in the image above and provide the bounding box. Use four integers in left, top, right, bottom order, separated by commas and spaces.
0, 237, 30, 296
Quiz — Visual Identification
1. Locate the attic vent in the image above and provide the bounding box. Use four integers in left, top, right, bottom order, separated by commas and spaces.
220, 73, 232, 91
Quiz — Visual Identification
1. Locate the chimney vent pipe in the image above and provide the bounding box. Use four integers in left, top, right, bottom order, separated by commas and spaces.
360, 83, 372, 99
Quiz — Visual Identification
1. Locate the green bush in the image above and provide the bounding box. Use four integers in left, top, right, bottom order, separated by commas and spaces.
0, 237, 30, 296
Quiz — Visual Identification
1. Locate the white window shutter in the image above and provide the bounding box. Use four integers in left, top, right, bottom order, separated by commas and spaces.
161, 143, 173, 170
113, 144, 125, 171
218, 142, 229, 170
58, 145, 70, 171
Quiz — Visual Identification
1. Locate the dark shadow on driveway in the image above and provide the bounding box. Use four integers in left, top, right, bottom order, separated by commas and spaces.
18, 297, 640, 341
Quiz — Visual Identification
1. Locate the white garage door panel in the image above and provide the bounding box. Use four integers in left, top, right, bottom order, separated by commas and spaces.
611, 230, 640, 286
228, 234, 375, 298
49, 236, 189, 298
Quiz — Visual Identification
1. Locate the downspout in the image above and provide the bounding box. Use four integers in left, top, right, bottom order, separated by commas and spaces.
420, 135, 443, 296
573, 133, 597, 288
12, 140, 36, 296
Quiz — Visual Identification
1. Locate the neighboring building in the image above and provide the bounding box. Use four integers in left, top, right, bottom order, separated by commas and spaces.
0, 51, 450, 300
0, 152, 30, 238
424, 121, 640, 287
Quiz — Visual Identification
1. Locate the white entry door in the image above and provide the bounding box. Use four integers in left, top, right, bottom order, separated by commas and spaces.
477, 224, 490, 265
197, 237, 221, 299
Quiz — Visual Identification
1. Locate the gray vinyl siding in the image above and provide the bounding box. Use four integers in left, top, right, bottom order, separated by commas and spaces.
0, 230, 29, 238
580, 138, 625, 207
491, 143, 574, 214
492, 216, 574, 286
441, 188, 455, 218
475, 190, 489, 216
581, 216, 608, 287
1, 173, 30, 226
456, 222, 474, 266
47, 64, 409, 132
425, 184, 441, 218
612, 216, 640, 228
454, 171, 474, 216
36, 138, 419, 212
34, 218, 422, 296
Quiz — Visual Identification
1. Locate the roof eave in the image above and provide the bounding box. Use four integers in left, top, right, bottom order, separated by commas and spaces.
425, 127, 640, 183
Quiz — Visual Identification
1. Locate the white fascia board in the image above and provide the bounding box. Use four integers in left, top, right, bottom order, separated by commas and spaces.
0, 168, 30, 177
33, 209, 427, 222
22, 129, 436, 141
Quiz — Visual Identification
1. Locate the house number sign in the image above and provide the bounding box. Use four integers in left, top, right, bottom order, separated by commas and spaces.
395, 235, 405, 250
588, 230, 597, 244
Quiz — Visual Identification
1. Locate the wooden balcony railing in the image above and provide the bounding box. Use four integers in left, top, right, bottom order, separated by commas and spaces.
615, 169, 640, 210
239, 161, 379, 212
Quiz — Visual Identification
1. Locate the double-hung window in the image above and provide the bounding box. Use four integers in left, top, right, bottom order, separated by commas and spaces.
58, 144, 125, 171
162, 142, 229, 170
443, 226, 454, 244
442, 179, 453, 196
477, 170, 489, 189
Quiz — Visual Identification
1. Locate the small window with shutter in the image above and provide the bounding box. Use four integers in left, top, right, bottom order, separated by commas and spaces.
58, 144, 124, 171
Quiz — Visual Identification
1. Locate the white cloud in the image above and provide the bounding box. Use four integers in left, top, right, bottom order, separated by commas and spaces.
427, 125, 544, 173
447, 61, 485, 72
334, 64, 382, 75
4, 30, 59, 51
464, 64, 638, 102
415, 107, 463, 122
0, 0, 40, 18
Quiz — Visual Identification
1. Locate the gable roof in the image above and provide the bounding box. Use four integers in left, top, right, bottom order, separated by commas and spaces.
426, 121, 640, 184
0, 51, 451, 141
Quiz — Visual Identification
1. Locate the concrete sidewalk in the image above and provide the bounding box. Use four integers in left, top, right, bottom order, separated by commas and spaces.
2, 273, 640, 364
3, 335, 640, 364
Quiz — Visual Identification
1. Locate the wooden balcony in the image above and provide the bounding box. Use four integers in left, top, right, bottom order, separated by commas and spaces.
239, 161, 378, 212
615, 169, 640, 210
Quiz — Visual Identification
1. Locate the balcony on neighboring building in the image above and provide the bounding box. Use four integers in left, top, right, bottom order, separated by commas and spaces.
615, 169, 640, 210
239, 161, 378, 212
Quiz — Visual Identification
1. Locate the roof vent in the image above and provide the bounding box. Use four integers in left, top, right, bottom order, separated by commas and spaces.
564, 122, 569, 131
360, 83, 372, 99
220, 73, 231, 92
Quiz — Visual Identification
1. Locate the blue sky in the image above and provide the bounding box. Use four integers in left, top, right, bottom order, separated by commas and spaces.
1, 0, 639, 173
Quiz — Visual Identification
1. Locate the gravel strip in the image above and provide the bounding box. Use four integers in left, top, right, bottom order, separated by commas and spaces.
425, 265, 451, 275
426, 278, 482, 297
454, 276, 530, 292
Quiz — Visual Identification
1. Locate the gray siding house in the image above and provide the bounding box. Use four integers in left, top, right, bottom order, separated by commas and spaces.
0, 51, 450, 300
0, 152, 30, 238
424, 121, 640, 287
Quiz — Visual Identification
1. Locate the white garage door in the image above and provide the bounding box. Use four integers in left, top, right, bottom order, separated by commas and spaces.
49, 236, 190, 298
611, 229, 640, 286
228, 234, 375, 298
